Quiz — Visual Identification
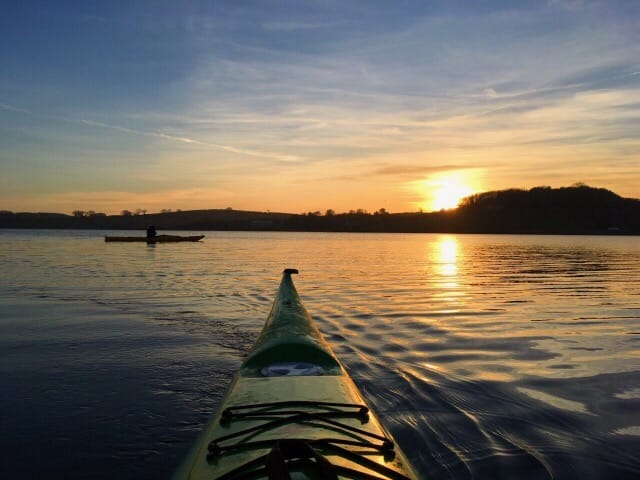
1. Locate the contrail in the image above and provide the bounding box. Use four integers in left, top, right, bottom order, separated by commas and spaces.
0, 101, 299, 162
78, 119, 300, 162
0, 102, 31, 114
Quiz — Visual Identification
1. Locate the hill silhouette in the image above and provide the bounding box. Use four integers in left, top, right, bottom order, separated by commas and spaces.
1, 185, 639, 234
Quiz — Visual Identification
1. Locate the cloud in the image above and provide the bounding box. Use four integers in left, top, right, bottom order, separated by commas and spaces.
548, 0, 592, 11
322, 163, 483, 183
482, 88, 498, 99
170, 3, 639, 149
3, 1, 639, 212
0, 102, 31, 114
372, 164, 469, 177
262, 21, 346, 31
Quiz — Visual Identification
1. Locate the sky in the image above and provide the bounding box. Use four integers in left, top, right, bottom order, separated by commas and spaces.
1, 0, 639, 214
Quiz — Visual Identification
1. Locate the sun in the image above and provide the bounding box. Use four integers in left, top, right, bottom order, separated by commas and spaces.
431, 181, 473, 210
415, 171, 479, 212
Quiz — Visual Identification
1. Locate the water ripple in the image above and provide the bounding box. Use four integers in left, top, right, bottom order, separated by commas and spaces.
1, 230, 639, 479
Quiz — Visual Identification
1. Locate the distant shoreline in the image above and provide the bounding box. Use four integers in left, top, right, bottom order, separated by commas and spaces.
2, 186, 639, 235
2, 228, 638, 237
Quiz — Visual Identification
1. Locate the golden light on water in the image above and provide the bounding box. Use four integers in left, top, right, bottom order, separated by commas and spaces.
423, 236, 465, 307
437, 237, 458, 277
425, 236, 462, 294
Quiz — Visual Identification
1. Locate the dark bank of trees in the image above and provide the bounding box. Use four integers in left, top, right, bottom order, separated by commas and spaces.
451, 185, 640, 234
1, 185, 639, 234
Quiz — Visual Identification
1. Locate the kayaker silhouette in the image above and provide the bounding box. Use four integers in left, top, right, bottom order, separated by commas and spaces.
146, 225, 157, 238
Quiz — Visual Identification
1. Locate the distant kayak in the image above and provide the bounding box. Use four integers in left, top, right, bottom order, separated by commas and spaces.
104, 235, 204, 243
172, 269, 417, 480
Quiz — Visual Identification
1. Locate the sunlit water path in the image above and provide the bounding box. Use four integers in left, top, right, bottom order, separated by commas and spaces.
1, 230, 639, 479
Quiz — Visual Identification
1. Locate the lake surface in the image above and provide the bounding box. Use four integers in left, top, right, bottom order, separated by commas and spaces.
1, 229, 639, 479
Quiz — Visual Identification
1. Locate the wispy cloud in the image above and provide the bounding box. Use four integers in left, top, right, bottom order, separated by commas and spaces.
2, 1, 639, 212
372, 164, 469, 177
262, 21, 346, 31
549, 0, 589, 11
0, 102, 31, 114
0, 100, 301, 162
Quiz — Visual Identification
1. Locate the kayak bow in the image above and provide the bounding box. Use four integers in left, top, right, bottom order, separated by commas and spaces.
173, 269, 417, 480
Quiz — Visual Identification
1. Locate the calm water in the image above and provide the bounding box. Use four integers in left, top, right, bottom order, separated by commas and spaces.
1, 230, 639, 479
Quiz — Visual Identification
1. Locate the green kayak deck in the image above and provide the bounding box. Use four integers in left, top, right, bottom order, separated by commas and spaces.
104, 235, 204, 243
173, 269, 417, 480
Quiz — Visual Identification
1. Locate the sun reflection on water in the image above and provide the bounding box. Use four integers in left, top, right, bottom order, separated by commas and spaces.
437, 237, 458, 277
433, 236, 461, 296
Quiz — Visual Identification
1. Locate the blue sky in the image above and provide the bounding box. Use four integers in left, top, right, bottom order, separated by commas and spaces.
1, 0, 639, 213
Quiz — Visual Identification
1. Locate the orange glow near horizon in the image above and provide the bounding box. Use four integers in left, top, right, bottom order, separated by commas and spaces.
415, 171, 480, 212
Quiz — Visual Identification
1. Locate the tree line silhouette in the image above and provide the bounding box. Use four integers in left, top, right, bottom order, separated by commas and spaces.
1, 185, 639, 234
